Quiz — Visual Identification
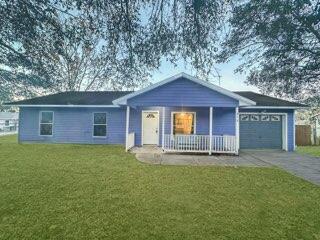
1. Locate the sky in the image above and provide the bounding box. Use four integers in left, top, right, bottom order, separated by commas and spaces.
151, 57, 259, 93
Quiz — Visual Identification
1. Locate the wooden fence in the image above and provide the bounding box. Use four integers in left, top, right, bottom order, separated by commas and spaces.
295, 125, 312, 146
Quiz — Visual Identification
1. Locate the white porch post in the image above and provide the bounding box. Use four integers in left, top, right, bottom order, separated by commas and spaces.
209, 107, 213, 155
235, 107, 239, 155
125, 106, 130, 152
162, 107, 165, 150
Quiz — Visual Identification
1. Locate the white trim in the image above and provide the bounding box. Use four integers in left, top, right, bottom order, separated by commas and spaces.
125, 106, 130, 151
141, 110, 160, 145
209, 107, 213, 155
241, 106, 307, 109
239, 112, 288, 151
162, 107, 165, 149
282, 114, 288, 151
235, 107, 239, 154
39, 111, 54, 136
240, 112, 288, 116
171, 111, 197, 135
112, 72, 256, 106
10, 104, 119, 108
92, 112, 107, 138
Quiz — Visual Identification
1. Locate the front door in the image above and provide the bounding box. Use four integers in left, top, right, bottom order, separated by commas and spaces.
142, 111, 159, 145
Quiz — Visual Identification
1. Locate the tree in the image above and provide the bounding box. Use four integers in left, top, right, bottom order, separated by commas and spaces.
53, 18, 150, 92
0, 0, 227, 103
219, 0, 320, 100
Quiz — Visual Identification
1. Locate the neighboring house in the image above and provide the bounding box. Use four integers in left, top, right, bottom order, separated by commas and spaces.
0, 112, 19, 132
6, 73, 307, 154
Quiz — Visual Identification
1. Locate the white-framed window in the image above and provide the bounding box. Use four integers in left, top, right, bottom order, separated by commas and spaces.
93, 112, 107, 137
271, 115, 281, 121
250, 115, 259, 121
240, 115, 249, 121
261, 115, 270, 121
39, 111, 53, 136
4, 120, 9, 126
171, 112, 196, 135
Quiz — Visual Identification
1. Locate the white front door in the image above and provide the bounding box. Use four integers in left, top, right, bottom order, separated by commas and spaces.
142, 111, 159, 145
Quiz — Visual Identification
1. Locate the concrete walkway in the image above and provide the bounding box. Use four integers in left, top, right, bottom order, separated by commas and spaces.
132, 147, 320, 185
131, 146, 270, 167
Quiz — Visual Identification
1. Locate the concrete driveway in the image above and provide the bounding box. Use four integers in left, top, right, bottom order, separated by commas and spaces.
241, 150, 320, 185
132, 147, 320, 185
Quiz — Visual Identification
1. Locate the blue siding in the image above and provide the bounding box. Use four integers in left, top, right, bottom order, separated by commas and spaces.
19, 107, 126, 144
239, 109, 295, 151
213, 108, 235, 135
19, 106, 294, 152
127, 77, 239, 107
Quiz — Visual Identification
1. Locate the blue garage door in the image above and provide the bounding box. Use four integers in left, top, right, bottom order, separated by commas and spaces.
240, 114, 282, 149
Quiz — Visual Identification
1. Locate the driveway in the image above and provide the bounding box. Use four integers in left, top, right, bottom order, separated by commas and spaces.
133, 147, 320, 185
242, 150, 320, 185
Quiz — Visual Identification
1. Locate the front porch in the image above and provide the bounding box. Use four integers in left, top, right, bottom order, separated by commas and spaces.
125, 106, 239, 155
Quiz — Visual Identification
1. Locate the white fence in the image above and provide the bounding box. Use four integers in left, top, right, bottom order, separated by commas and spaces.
126, 132, 135, 151
0, 119, 18, 134
163, 134, 237, 154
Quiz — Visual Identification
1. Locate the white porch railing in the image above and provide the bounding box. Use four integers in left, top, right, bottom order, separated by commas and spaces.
126, 132, 135, 151
212, 135, 237, 154
163, 134, 237, 154
163, 134, 210, 152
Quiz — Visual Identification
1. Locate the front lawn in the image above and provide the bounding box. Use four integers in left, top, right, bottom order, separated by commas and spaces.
1, 135, 320, 240
297, 146, 320, 157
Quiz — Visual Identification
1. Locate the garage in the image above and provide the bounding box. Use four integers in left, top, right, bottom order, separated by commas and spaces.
240, 113, 284, 149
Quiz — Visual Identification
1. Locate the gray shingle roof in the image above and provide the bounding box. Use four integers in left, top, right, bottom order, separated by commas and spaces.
234, 91, 307, 107
5, 91, 133, 106
6, 90, 306, 107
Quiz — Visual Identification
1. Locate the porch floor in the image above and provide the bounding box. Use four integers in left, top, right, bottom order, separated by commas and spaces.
130, 146, 270, 167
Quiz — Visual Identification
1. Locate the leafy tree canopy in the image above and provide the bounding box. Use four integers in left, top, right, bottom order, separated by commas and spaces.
0, 0, 226, 103
2, 0, 319, 105
219, 0, 320, 101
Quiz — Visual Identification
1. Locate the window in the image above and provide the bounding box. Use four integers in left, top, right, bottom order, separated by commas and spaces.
172, 112, 195, 135
4, 120, 9, 126
271, 115, 280, 121
40, 111, 53, 136
240, 115, 249, 121
261, 115, 270, 121
250, 115, 259, 121
146, 113, 156, 118
93, 113, 107, 137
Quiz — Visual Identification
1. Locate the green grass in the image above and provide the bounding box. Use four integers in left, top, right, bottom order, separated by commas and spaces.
1, 135, 320, 240
297, 146, 320, 157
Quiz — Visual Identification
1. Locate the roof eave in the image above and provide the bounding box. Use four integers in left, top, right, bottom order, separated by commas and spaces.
241, 106, 308, 109
3, 104, 120, 108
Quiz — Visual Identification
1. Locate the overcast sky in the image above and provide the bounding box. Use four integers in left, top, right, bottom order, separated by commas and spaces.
151, 57, 259, 93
